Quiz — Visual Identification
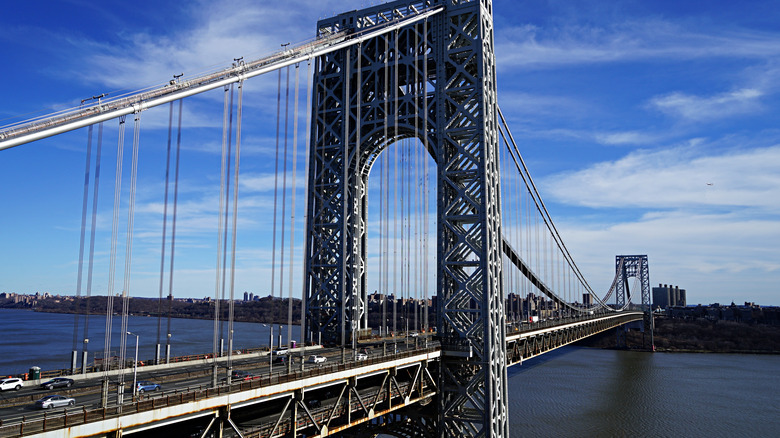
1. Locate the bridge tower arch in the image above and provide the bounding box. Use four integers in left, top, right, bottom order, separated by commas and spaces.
304, 1, 508, 436
615, 254, 654, 348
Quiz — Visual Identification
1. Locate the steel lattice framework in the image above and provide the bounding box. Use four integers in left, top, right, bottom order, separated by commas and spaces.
615, 255, 650, 310
305, 0, 508, 436
614, 254, 654, 348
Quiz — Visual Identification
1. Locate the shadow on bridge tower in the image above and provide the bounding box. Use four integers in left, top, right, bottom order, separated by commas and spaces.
614, 255, 654, 349
304, 0, 508, 436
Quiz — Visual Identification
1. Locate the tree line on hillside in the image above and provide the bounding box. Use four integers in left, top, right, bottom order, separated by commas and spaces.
0, 296, 438, 329
576, 316, 780, 353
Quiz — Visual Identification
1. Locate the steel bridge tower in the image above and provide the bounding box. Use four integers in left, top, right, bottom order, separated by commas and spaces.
615, 254, 654, 347
304, 0, 508, 436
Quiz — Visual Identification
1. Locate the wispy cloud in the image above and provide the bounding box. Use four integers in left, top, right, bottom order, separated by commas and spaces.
649, 88, 764, 122
66, 0, 343, 91
543, 142, 780, 212
497, 19, 780, 69
556, 209, 780, 304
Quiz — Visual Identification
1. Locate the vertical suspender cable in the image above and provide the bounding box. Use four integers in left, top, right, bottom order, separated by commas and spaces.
213, 85, 230, 382
83, 122, 103, 369
103, 116, 126, 393
73, 125, 93, 372
392, 28, 399, 346
378, 141, 384, 337
422, 17, 430, 337
358, 42, 367, 334
166, 99, 184, 363
374, 39, 380, 338
406, 137, 411, 337
378, 65, 385, 338
499, 108, 598, 300
227, 79, 244, 372
341, 49, 350, 349
300, 60, 312, 361
526, 185, 532, 320
413, 26, 420, 336
513, 146, 521, 323
279, 66, 291, 351
380, 34, 390, 337
354, 43, 362, 351
219, 85, 236, 356
118, 112, 141, 398
156, 101, 175, 364
270, 68, 283, 367
501, 137, 512, 324
288, 64, 301, 358
515, 147, 523, 323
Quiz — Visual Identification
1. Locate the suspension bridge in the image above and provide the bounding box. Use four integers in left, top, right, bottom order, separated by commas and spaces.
0, 1, 654, 437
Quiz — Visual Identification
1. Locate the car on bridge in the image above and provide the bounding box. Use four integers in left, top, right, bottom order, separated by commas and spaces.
0, 377, 23, 391
272, 347, 289, 356
40, 378, 74, 390
230, 370, 257, 382
136, 381, 161, 393
355, 352, 368, 361
35, 395, 75, 409
306, 355, 326, 364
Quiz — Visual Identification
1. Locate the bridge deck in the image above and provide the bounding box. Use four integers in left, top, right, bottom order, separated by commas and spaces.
0, 314, 645, 438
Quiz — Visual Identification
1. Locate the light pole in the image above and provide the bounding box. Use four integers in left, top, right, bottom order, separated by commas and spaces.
127, 332, 139, 398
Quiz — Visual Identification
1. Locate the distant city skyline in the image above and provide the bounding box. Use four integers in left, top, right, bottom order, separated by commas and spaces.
1, 0, 779, 305
2, 291, 776, 309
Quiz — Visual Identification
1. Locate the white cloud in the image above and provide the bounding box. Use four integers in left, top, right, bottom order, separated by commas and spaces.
649, 88, 764, 121
496, 19, 780, 69
544, 143, 780, 212
69, 0, 341, 91
593, 131, 658, 146
556, 210, 780, 305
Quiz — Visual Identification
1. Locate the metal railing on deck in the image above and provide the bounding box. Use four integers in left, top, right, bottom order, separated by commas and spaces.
0, 346, 437, 438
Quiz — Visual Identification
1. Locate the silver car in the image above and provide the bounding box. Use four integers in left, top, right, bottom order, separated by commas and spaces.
35, 395, 75, 409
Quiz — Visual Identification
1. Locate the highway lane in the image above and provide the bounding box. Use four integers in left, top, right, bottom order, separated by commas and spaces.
0, 338, 424, 427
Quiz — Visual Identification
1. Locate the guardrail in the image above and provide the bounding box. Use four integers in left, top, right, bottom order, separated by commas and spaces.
0, 346, 438, 438
10, 346, 276, 381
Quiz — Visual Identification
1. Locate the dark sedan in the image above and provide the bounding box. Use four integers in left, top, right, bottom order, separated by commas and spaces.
40, 378, 74, 390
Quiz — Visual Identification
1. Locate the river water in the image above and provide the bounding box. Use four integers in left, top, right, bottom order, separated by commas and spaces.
0, 309, 299, 374
1, 309, 778, 436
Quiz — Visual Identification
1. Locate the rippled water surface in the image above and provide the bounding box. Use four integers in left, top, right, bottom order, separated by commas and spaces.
509, 346, 780, 437
0, 308, 299, 375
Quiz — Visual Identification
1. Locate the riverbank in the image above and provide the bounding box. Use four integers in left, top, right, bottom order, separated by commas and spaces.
575, 316, 780, 353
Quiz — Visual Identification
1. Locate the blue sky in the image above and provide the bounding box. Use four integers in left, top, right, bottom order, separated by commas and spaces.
1, 0, 779, 306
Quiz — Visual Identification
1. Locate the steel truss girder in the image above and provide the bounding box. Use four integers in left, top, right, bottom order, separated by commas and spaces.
306, 1, 507, 437
505, 313, 644, 365
343, 404, 439, 438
